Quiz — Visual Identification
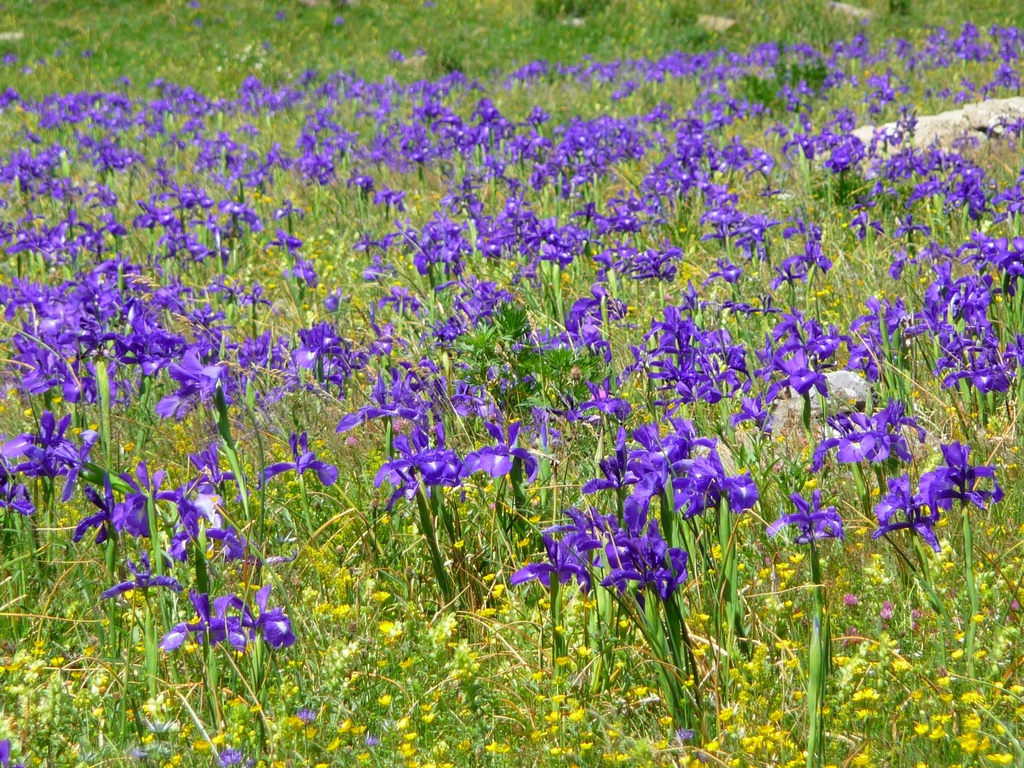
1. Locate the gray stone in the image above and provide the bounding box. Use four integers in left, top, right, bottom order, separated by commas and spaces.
963, 97, 1024, 135
824, 370, 870, 411
767, 396, 818, 455
854, 112, 984, 152
851, 122, 900, 154
911, 109, 984, 149
854, 97, 1024, 154
697, 15, 736, 33
829, 1, 874, 20
767, 371, 870, 448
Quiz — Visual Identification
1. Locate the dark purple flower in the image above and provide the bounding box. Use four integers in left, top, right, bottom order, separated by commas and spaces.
767, 490, 844, 544
465, 421, 537, 482
511, 530, 598, 593
2, 411, 98, 502
155, 348, 227, 420
261, 432, 338, 487
919, 442, 1002, 512
101, 552, 183, 599
579, 377, 632, 422
602, 518, 689, 602
113, 461, 169, 539
0, 740, 24, 768
245, 584, 296, 649
872, 474, 941, 552
374, 426, 467, 509
812, 400, 925, 471
582, 427, 637, 495
0, 458, 34, 517
189, 443, 236, 494
774, 349, 827, 398
75, 472, 116, 545
160, 591, 247, 652
336, 368, 428, 433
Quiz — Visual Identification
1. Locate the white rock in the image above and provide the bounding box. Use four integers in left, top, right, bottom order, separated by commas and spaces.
963, 97, 1024, 134
824, 370, 870, 411
910, 109, 981, 149
829, 1, 873, 20
852, 122, 900, 153
697, 15, 736, 33
854, 97, 1024, 154
854, 109, 983, 151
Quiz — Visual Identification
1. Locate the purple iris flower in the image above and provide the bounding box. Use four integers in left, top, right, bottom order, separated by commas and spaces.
284, 258, 318, 288
113, 461, 170, 539
75, 472, 116, 544
155, 348, 227, 420
243, 584, 297, 649
189, 443, 236, 494
582, 427, 638, 495
464, 421, 537, 482
812, 400, 925, 471
374, 426, 467, 509
0, 740, 24, 768
767, 490, 844, 544
730, 396, 771, 432
161, 584, 294, 652
774, 348, 827, 398
267, 229, 302, 254
0, 458, 34, 517
920, 442, 1003, 512
602, 518, 689, 603
579, 377, 632, 422
511, 509, 605, 592
2, 411, 98, 502
705, 258, 743, 285
166, 489, 246, 562
872, 474, 941, 552
160, 590, 248, 652
511, 531, 597, 592
681, 447, 760, 518
337, 368, 427, 433
261, 432, 338, 487
101, 552, 183, 599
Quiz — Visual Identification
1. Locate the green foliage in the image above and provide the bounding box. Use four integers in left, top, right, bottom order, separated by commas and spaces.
535, 0, 610, 21
4, 2, 1024, 767
740, 58, 831, 112
456, 302, 603, 414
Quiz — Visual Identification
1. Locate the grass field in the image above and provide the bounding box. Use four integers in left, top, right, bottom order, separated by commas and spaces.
1, 1, 1024, 767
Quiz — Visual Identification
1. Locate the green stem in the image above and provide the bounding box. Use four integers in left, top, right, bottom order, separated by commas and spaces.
963, 508, 979, 680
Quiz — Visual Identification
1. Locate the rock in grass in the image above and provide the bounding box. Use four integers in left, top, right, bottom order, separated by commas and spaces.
912, 109, 986, 149
962, 97, 1024, 135
829, 2, 874, 20
853, 97, 1024, 152
853, 110, 978, 151
824, 370, 869, 411
767, 370, 870, 448
697, 15, 736, 33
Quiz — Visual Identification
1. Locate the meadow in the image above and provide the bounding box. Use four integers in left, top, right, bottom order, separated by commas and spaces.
1, 0, 1024, 766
